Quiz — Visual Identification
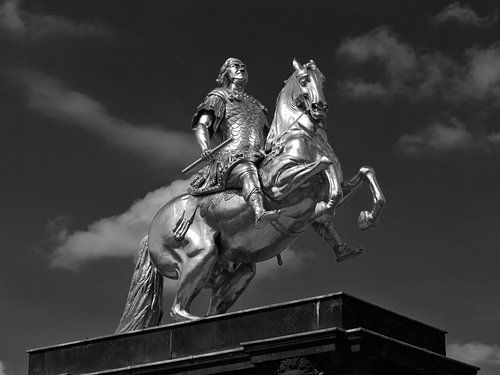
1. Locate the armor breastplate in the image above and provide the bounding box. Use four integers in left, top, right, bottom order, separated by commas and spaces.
220, 94, 267, 153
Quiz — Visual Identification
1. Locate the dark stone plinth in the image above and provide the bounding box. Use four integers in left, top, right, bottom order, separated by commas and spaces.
27, 292, 478, 375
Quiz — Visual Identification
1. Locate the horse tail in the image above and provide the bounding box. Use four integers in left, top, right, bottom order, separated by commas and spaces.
115, 236, 163, 333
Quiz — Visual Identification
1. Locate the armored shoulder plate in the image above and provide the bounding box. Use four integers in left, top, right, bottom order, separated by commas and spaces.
192, 88, 227, 134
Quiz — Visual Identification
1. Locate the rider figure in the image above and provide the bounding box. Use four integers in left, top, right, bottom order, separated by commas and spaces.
189, 57, 280, 228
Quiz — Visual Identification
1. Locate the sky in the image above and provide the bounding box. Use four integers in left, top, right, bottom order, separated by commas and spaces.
1, 0, 500, 374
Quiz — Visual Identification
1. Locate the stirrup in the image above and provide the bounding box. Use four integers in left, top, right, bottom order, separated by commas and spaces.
255, 210, 281, 229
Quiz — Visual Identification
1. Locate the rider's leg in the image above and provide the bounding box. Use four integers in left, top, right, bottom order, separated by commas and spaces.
227, 162, 280, 228
207, 262, 256, 316
311, 219, 364, 262
310, 162, 344, 220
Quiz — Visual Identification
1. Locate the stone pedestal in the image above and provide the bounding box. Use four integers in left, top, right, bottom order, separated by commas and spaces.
28, 292, 478, 374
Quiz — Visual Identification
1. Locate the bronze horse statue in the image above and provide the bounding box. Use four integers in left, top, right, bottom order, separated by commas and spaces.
116, 59, 385, 333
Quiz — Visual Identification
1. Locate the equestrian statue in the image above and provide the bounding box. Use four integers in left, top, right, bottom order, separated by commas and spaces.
115, 58, 386, 333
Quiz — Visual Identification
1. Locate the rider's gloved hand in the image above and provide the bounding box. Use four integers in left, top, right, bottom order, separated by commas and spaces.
201, 148, 214, 161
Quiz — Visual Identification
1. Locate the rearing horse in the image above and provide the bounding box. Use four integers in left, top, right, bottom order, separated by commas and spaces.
116, 59, 385, 333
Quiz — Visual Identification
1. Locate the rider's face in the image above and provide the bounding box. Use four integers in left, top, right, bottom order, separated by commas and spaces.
226, 60, 248, 85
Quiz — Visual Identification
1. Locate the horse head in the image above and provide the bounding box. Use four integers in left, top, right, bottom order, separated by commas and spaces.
291, 58, 328, 122
267, 59, 328, 148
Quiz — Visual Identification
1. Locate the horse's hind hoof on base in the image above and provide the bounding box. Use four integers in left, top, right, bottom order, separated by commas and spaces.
170, 305, 202, 322
358, 210, 375, 230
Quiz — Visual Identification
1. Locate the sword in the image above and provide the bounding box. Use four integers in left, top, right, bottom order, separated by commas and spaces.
181, 138, 234, 175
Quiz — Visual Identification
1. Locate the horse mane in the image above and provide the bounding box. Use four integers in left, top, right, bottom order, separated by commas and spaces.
266, 71, 301, 148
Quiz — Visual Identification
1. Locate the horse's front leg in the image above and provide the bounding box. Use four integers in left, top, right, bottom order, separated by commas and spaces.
311, 219, 364, 262
262, 156, 333, 201
313, 162, 343, 219
338, 166, 386, 230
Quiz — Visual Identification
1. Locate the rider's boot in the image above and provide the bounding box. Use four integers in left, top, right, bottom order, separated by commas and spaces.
334, 242, 364, 262
247, 190, 280, 229
311, 220, 364, 262
236, 162, 281, 228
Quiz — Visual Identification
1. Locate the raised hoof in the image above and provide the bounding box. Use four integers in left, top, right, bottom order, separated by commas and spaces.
335, 245, 364, 262
358, 210, 375, 230
255, 210, 281, 229
170, 305, 202, 322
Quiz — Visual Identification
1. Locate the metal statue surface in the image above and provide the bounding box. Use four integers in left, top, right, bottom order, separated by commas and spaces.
189, 57, 280, 228
116, 58, 386, 333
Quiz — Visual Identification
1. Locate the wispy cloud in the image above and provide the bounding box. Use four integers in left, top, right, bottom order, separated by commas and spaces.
458, 43, 500, 105
0, 0, 24, 34
448, 341, 500, 366
337, 26, 451, 99
338, 80, 389, 99
12, 71, 198, 167
337, 26, 417, 77
338, 27, 500, 155
433, 2, 498, 28
48, 180, 190, 270
0, 0, 113, 39
254, 246, 314, 282
393, 118, 480, 156
0, 361, 5, 375
337, 26, 500, 104
487, 132, 500, 144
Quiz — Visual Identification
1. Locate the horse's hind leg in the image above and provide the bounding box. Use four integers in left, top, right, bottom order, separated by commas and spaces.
170, 226, 219, 321
207, 262, 256, 316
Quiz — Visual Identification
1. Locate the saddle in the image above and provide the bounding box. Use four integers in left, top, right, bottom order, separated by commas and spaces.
175, 149, 279, 241
172, 190, 242, 241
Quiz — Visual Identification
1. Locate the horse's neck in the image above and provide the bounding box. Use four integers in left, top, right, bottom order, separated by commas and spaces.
267, 87, 302, 146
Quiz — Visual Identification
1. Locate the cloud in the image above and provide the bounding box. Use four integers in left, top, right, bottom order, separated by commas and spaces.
336, 27, 500, 157
12, 71, 198, 167
393, 118, 482, 156
337, 26, 500, 104
254, 246, 314, 282
448, 341, 500, 366
337, 26, 449, 99
337, 26, 417, 77
49, 180, 190, 270
338, 80, 389, 99
458, 43, 500, 104
433, 2, 498, 28
0, 0, 113, 39
0, 361, 5, 375
0, 0, 25, 34
487, 132, 500, 144
337, 27, 500, 156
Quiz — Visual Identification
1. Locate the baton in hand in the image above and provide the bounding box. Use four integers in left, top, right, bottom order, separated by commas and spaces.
181, 138, 234, 175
